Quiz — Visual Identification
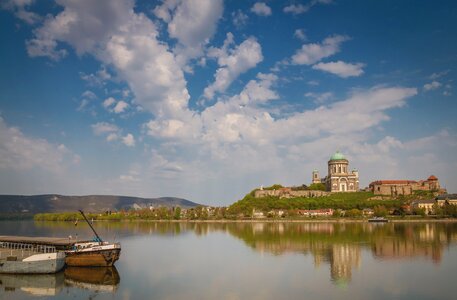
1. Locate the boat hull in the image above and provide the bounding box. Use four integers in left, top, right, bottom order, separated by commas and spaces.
0, 253, 66, 274
65, 248, 121, 267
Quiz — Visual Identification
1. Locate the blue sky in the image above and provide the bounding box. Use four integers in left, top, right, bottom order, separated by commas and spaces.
0, 0, 456, 205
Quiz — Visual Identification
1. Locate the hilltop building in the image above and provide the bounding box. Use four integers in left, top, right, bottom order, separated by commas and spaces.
313, 151, 359, 192
369, 175, 445, 196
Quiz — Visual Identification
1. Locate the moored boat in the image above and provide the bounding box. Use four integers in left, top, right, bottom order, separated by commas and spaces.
0, 242, 65, 274
368, 217, 389, 223
65, 240, 121, 267
65, 210, 121, 267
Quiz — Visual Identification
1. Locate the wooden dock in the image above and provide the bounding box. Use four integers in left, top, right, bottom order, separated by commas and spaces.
0, 236, 87, 248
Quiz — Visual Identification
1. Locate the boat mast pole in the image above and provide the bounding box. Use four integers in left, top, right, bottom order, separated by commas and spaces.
78, 210, 103, 242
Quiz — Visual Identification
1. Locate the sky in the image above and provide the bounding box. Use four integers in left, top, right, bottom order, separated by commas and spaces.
0, 0, 456, 206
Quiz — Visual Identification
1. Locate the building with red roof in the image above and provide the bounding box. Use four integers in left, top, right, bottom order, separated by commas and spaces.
369, 175, 444, 196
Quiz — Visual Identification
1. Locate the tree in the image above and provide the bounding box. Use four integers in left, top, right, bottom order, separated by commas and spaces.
308, 183, 326, 191
174, 207, 181, 220
413, 207, 426, 216
373, 206, 388, 217
345, 209, 362, 218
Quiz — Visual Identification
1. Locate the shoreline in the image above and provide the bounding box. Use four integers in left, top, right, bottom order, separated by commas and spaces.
29, 218, 457, 224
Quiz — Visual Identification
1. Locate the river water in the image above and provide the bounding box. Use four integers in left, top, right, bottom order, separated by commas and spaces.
0, 220, 456, 299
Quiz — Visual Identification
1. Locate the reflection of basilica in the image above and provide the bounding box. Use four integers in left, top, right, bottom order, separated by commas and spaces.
330, 244, 361, 284
224, 222, 455, 285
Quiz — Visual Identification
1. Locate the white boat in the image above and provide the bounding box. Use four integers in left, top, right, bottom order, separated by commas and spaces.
0, 242, 65, 274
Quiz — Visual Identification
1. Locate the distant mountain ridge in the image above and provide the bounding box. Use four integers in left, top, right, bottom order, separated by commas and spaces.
0, 194, 201, 214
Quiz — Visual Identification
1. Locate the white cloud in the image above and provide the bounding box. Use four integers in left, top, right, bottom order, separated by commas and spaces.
91, 122, 119, 136
82, 90, 97, 99
27, 0, 190, 121
103, 97, 116, 108
305, 92, 334, 104
307, 80, 319, 86
153, 0, 223, 65
0, 117, 77, 173
284, 0, 332, 15
294, 29, 307, 41
113, 100, 129, 113
1, 0, 41, 25
423, 81, 442, 91
80, 67, 111, 86
232, 9, 248, 29
291, 35, 349, 65
26, 0, 133, 59
204, 33, 263, 99
251, 2, 272, 16
122, 133, 135, 147
312, 61, 365, 78
283, 4, 308, 14
429, 70, 449, 80
106, 133, 119, 142
140, 82, 419, 204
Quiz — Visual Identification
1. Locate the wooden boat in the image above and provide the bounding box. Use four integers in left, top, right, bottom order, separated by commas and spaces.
368, 217, 389, 223
65, 210, 121, 267
0, 241, 65, 274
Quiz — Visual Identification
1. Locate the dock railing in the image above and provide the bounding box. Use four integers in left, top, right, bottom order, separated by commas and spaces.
0, 241, 57, 260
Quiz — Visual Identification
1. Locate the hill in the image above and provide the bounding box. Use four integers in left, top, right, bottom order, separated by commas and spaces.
227, 190, 402, 216
0, 194, 201, 215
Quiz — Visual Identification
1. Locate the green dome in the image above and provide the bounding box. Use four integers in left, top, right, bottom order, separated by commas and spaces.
330, 151, 346, 161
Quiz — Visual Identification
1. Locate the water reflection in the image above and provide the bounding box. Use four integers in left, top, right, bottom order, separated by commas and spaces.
64, 267, 120, 292
0, 267, 120, 297
1, 220, 457, 299
0, 272, 64, 296
32, 220, 457, 284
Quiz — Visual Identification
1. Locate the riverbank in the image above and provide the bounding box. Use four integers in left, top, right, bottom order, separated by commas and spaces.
31, 217, 457, 223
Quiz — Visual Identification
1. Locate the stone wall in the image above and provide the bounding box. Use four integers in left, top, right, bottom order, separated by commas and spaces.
254, 188, 330, 199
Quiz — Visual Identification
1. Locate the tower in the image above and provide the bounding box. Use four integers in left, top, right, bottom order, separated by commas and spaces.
312, 169, 320, 184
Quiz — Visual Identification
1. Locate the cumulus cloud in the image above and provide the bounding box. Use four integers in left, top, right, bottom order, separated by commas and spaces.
122, 133, 135, 147
291, 35, 349, 65
312, 61, 365, 78
0, 117, 78, 173
80, 67, 111, 87
251, 2, 272, 16
91, 122, 135, 146
305, 92, 334, 104
153, 0, 223, 65
294, 29, 307, 41
140, 80, 420, 203
113, 100, 129, 113
91, 122, 119, 136
232, 9, 248, 29
26, 0, 190, 120
103, 97, 116, 108
423, 81, 442, 91
204, 33, 263, 99
1, 0, 41, 24
429, 70, 449, 80
284, 0, 332, 15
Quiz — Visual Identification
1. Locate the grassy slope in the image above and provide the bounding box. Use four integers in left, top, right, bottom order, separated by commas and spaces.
228, 191, 402, 215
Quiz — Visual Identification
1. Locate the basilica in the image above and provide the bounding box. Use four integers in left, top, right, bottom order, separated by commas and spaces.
312, 151, 359, 192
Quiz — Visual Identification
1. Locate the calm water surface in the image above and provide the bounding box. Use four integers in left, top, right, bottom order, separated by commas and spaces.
1, 220, 456, 299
